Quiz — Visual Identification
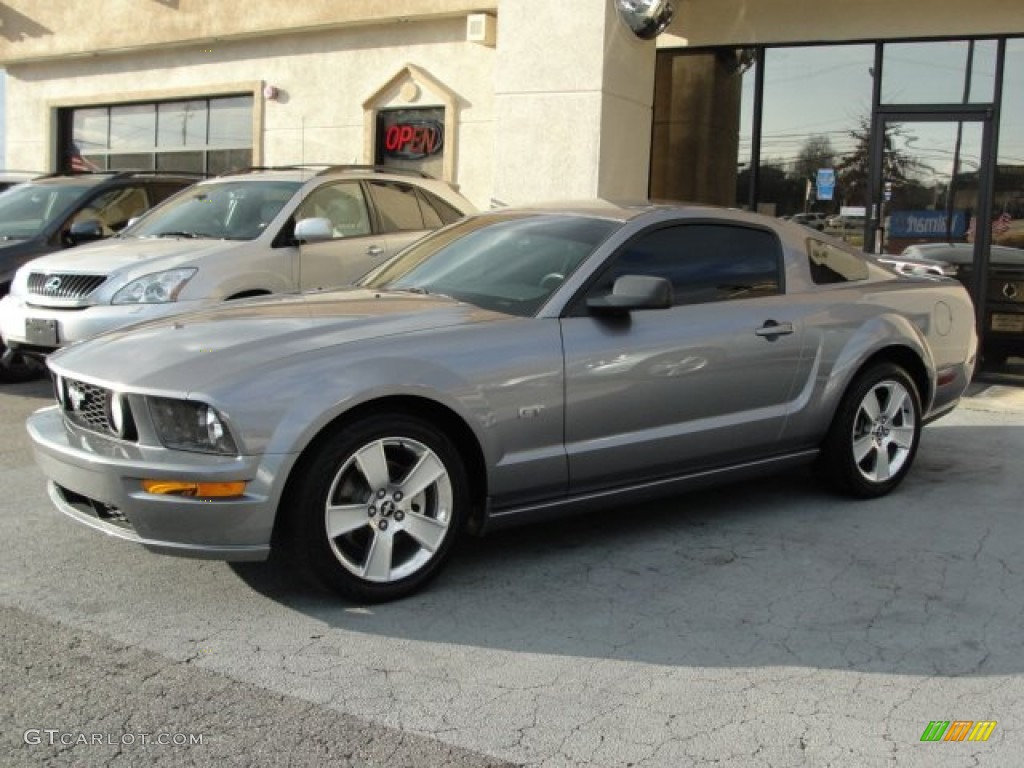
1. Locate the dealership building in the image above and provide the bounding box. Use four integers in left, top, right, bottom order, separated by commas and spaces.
1, 0, 1023, 365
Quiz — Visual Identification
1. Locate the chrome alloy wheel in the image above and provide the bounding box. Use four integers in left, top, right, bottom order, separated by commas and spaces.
850, 379, 916, 484
323, 437, 454, 583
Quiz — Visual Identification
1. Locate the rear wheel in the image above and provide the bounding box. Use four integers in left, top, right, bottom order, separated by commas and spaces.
818, 363, 922, 498
285, 414, 469, 603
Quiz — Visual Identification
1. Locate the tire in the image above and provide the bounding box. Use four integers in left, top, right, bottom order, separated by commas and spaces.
818, 363, 922, 499
0, 339, 44, 384
284, 414, 469, 603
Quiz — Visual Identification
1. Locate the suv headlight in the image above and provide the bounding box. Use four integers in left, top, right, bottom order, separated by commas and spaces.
10, 264, 31, 297
112, 268, 197, 304
148, 397, 238, 454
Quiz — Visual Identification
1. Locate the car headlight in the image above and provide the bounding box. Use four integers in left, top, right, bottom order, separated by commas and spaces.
112, 268, 197, 304
148, 397, 238, 454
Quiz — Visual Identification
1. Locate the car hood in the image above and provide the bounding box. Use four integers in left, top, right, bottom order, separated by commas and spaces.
903, 244, 1024, 268
48, 289, 506, 393
18, 236, 248, 275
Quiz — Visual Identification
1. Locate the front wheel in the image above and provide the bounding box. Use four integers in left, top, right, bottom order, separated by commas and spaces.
818, 363, 922, 498
284, 415, 469, 603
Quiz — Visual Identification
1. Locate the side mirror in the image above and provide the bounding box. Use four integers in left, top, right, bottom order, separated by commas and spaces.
293, 217, 333, 244
587, 275, 673, 314
66, 219, 106, 246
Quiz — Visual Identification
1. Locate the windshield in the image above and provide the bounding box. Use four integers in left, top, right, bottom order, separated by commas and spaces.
0, 182, 93, 239
128, 180, 302, 240
360, 213, 620, 316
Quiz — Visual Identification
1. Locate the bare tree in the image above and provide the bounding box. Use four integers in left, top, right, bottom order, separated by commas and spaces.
794, 135, 836, 183
835, 117, 922, 207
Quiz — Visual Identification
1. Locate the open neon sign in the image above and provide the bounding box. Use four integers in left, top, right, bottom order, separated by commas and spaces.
383, 119, 444, 160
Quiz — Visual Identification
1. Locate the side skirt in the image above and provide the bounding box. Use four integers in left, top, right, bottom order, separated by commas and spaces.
480, 449, 820, 534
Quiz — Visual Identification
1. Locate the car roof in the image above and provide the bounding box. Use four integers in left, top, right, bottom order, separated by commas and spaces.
483, 200, 820, 231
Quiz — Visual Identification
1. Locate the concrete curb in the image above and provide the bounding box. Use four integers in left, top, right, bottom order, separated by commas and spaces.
959, 382, 1024, 414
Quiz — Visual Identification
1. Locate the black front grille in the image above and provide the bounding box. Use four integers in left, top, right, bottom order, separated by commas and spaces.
61, 378, 113, 434
28, 272, 107, 300
57, 485, 135, 532
58, 376, 138, 441
991, 278, 1024, 304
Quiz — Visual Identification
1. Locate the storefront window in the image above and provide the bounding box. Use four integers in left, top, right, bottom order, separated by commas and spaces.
996, 39, 1024, 243
757, 44, 874, 230
72, 108, 108, 152
157, 100, 208, 148
650, 48, 756, 207
208, 96, 252, 147
63, 95, 252, 174
110, 104, 155, 149
881, 40, 997, 104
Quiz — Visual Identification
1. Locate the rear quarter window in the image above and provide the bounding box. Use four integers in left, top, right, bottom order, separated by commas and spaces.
807, 238, 869, 284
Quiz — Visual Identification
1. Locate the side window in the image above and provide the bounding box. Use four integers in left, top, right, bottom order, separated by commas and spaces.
368, 181, 426, 232
73, 186, 149, 234
807, 238, 869, 284
295, 182, 371, 239
588, 223, 783, 306
150, 183, 190, 206
418, 189, 464, 225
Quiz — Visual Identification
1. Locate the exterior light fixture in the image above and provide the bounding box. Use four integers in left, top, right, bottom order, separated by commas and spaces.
614, 0, 675, 40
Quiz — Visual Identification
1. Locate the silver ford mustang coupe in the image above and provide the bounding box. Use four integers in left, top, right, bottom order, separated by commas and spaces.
27, 202, 978, 602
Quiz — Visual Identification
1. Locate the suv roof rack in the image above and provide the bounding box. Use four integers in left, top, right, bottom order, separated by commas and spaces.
38, 169, 207, 181
316, 164, 434, 180
217, 165, 336, 177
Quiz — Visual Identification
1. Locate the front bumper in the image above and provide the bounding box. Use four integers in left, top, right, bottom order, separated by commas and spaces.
0, 294, 212, 352
27, 405, 297, 561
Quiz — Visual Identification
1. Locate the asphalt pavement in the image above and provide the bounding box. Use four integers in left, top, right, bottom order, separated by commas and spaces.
1, 374, 1023, 767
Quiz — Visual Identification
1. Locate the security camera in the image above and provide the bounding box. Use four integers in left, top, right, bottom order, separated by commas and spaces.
615, 0, 674, 40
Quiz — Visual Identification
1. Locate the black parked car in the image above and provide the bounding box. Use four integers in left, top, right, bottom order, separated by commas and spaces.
894, 243, 1024, 365
0, 171, 200, 382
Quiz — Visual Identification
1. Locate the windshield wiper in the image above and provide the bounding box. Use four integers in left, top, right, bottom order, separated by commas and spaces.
154, 231, 218, 239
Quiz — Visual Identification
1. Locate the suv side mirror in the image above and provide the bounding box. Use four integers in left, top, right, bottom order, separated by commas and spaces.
66, 219, 106, 246
587, 275, 673, 314
293, 217, 333, 244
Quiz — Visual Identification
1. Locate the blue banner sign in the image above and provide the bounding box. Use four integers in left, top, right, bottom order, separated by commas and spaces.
816, 169, 835, 201
888, 210, 967, 239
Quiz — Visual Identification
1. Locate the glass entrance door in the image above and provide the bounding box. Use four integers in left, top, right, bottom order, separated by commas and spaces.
868, 114, 1022, 373
872, 119, 983, 260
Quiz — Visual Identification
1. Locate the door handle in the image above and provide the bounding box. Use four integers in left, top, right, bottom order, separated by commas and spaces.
755, 320, 794, 339
366, 245, 385, 256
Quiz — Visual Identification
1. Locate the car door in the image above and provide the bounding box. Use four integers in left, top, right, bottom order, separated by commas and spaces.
560, 222, 808, 494
296, 181, 389, 291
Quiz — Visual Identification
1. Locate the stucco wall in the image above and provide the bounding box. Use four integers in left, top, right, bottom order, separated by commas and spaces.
0, 1, 495, 64
2, 18, 496, 208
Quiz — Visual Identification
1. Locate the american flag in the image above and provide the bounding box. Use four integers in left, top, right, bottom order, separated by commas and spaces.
966, 212, 1014, 241
68, 146, 99, 173
994, 211, 1012, 236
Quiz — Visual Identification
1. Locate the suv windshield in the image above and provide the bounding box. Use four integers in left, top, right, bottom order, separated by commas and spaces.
361, 213, 620, 316
0, 182, 94, 239
129, 180, 303, 240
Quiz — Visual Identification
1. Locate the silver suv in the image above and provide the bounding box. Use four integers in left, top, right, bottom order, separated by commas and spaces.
0, 165, 474, 362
